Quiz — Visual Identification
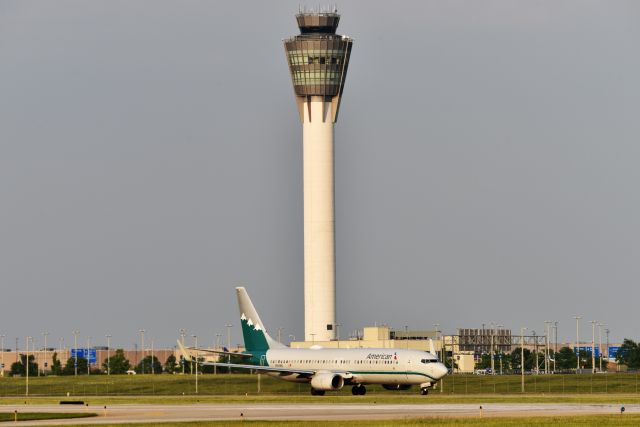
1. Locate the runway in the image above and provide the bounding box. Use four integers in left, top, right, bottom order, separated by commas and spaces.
2, 403, 638, 425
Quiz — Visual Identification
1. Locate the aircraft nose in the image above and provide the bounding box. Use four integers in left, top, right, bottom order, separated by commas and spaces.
435, 362, 448, 379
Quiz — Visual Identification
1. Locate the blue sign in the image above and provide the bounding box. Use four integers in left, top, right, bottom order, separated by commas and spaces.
608, 346, 621, 358
71, 348, 97, 364
574, 346, 600, 357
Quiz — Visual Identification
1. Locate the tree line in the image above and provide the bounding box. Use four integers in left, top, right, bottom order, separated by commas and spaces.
615, 339, 640, 369
474, 347, 608, 372
472, 339, 640, 372
10, 350, 183, 376
8, 351, 247, 376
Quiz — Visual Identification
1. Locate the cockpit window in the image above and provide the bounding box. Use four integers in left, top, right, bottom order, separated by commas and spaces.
421, 358, 437, 364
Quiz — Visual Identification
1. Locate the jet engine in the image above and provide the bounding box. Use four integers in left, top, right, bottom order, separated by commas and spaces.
310, 373, 345, 391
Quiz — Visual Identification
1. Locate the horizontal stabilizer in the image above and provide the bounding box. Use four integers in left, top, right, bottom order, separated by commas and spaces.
177, 340, 191, 360
184, 346, 253, 358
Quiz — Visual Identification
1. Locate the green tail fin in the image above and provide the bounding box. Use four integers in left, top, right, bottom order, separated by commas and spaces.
236, 287, 285, 352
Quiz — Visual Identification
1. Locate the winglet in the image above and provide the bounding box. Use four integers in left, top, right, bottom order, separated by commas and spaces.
429, 339, 436, 357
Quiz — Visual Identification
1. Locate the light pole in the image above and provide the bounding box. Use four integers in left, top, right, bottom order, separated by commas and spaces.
573, 316, 582, 372
58, 337, 64, 353
225, 324, 233, 365
277, 327, 283, 344
404, 325, 408, 350
433, 323, 440, 362
73, 330, 79, 376
25, 336, 32, 396
180, 329, 186, 374
520, 327, 527, 393
1, 334, 5, 377
554, 321, 558, 373
87, 336, 91, 375
139, 329, 145, 374
42, 331, 49, 376
497, 324, 504, 374
544, 321, 552, 374
192, 335, 198, 394
490, 322, 495, 375
606, 328, 610, 360
215, 334, 222, 375
532, 330, 538, 375
151, 338, 155, 375
451, 332, 456, 374
590, 320, 597, 373
31, 337, 39, 377
106, 335, 112, 375
597, 323, 604, 372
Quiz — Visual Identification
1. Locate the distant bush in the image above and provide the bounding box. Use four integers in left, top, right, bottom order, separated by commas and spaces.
10, 354, 38, 377
101, 349, 131, 374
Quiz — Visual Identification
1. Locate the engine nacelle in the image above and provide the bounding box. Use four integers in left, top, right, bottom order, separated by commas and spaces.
310, 373, 345, 391
382, 384, 412, 391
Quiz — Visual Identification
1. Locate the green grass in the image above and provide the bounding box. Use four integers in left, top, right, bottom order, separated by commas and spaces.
1, 373, 640, 405
55, 415, 640, 427
0, 412, 96, 422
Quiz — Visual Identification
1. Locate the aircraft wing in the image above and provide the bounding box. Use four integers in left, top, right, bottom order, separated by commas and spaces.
198, 361, 317, 376
199, 361, 355, 379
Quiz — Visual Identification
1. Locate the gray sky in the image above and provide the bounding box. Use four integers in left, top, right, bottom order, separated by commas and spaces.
1, 1, 638, 350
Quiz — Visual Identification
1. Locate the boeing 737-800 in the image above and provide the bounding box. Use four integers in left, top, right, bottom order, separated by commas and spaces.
179, 287, 448, 395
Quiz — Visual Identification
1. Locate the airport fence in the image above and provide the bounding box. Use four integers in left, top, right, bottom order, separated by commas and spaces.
440, 373, 640, 394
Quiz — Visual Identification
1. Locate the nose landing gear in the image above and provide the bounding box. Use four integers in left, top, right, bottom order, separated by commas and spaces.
351, 385, 366, 395
419, 382, 433, 395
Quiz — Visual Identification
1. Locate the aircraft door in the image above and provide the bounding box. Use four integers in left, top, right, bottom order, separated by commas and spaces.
400, 354, 409, 383
260, 355, 267, 366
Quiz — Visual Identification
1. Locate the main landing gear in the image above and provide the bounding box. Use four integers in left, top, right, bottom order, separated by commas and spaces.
351, 385, 366, 395
310, 388, 326, 396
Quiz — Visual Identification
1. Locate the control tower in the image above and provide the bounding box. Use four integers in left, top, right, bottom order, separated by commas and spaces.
284, 11, 353, 342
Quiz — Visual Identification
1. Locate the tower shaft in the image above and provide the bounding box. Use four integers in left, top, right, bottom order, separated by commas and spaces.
303, 98, 336, 341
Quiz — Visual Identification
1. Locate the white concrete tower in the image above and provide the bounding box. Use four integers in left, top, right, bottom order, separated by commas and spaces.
284, 11, 353, 341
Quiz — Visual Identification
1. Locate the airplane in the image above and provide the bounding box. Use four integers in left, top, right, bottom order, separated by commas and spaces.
178, 287, 448, 396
